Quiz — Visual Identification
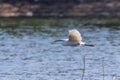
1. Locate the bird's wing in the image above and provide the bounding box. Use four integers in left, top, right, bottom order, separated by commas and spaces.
68, 29, 82, 43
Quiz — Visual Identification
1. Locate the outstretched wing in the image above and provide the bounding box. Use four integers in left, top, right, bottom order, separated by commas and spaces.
68, 29, 82, 44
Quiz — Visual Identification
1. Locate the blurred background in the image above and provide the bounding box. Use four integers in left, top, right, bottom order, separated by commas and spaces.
0, 0, 120, 17
0, 0, 120, 80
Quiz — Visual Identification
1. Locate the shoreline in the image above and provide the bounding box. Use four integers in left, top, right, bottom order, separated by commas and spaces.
0, 1, 120, 17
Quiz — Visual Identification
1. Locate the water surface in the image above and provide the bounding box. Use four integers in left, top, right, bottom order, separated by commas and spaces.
0, 18, 120, 80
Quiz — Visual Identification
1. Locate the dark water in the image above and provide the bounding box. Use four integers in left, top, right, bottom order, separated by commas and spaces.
0, 18, 120, 80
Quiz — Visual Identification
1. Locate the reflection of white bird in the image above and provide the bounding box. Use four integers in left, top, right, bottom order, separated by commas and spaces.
54, 29, 94, 46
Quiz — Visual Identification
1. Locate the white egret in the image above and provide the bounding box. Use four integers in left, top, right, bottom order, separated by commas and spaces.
53, 29, 94, 46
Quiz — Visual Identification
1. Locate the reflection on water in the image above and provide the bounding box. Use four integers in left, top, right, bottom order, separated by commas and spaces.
0, 18, 120, 80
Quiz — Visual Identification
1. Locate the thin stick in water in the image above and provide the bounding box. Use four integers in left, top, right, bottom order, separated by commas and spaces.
81, 55, 86, 80
102, 57, 105, 80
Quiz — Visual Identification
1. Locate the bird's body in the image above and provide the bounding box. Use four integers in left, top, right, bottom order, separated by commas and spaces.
68, 29, 84, 45
54, 29, 94, 46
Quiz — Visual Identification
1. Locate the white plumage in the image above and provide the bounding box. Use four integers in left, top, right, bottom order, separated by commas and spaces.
54, 29, 86, 46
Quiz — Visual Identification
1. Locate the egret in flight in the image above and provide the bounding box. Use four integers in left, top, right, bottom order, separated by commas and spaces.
53, 29, 94, 46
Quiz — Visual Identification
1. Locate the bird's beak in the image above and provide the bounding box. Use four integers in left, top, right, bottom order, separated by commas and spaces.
84, 44, 94, 47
